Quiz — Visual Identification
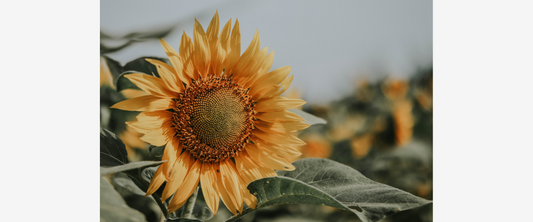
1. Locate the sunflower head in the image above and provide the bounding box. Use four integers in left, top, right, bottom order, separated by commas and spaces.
111, 11, 309, 216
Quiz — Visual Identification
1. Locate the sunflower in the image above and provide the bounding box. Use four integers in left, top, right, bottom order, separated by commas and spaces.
111, 11, 309, 215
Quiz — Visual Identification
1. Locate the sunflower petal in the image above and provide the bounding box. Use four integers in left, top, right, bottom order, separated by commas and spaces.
168, 159, 201, 213
256, 110, 305, 123
200, 162, 220, 215
145, 58, 184, 92
217, 168, 238, 215
243, 50, 275, 88
220, 159, 243, 213
110, 95, 172, 111
238, 175, 257, 209
250, 135, 302, 157
234, 47, 269, 84
193, 18, 210, 78
255, 97, 306, 112
180, 31, 196, 81
161, 152, 193, 202
246, 143, 295, 171
224, 19, 240, 76
231, 29, 260, 77
255, 121, 310, 134
161, 139, 181, 179
249, 66, 291, 96
253, 129, 306, 146
145, 165, 165, 196
125, 73, 176, 97
234, 152, 264, 184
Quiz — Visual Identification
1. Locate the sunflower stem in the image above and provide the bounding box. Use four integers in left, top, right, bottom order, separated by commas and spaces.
180, 186, 199, 218
151, 192, 169, 219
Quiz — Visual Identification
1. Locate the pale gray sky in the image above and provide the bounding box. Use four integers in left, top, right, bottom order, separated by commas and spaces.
101, 0, 432, 105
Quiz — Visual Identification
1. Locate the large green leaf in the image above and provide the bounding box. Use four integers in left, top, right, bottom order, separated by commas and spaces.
100, 160, 166, 176
228, 158, 431, 222
100, 128, 128, 167
100, 177, 146, 222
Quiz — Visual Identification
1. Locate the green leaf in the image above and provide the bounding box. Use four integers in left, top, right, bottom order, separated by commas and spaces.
100, 160, 166, 176
113, 174, 146, 196
278, 158, 432, 222
100, 177, 146, 222
100, 128, 128, 167
289, 108, 327, 125
228, 158, 431, 222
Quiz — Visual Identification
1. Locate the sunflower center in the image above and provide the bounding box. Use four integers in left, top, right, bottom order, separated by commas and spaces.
190, 88, 247, 147
172, 75, 255, 163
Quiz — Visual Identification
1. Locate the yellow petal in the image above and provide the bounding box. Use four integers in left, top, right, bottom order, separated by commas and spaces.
193, 18, 210, 78
256, 110, 305, 123
250, 135, 302, 157
230, 29, 260, 77
249, 66, 291, 96
206, 11, 220, 75
255, 120, 310, 134
127, 110, 172, 132
234, 47, 269, 84
255, 97, 306, 112
180, 31, 197, 81
252, 85, 280, 101
220, 159, 243, 213
168, 159, 201, 213
120, 89, 148, 99
242, 50, 275, 88
145, 165, 165, 196
162, 152, 194, 202
125, 73, 176, 97
238, 174, 257, 209
246, 143, 295, 171
110, 95, 172, 111
200, 162, 220, 216
234, 152, 264, 184
145, 58, 184, 92
253, 129, 306, 146
224, 19, 240, 76
216, 168, 238, 215
219, 19, 232, 55
273, 74, 294, 97
158, 39, 182, 74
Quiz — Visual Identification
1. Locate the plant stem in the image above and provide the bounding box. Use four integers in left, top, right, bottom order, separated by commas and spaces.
151, 192, 169, 220
180, 186, 199, 218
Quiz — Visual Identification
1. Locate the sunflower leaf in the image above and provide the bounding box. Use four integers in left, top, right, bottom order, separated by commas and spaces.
100, 128, 129, 167
100, 177, 146, 222
289, 108, 327, 125
100, 160, 166, 176
227, 158, 431, 222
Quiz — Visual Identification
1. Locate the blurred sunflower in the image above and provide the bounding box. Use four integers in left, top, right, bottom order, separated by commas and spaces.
111, 11, 308, 215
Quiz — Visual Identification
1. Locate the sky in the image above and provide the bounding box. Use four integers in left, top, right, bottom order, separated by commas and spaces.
101, 0, 432, 105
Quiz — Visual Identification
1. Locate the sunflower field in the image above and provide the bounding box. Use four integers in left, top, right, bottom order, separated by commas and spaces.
100, 11, 432, 222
